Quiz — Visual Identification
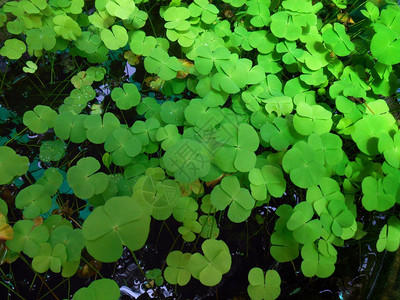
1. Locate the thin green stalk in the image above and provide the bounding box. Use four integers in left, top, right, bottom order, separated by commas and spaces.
0, 280, 25, 300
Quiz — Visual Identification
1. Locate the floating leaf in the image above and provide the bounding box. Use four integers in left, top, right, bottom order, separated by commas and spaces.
15, 184, 52, 219
301, 242, 336, 278
100, 25, 128, 50
189, 239, 231, 287
104, 128, 142, 166
247, 268, 281, 300
211, 176, 255, 223
67, 157, 108, 199
23, 105, 58, 134
322, 23, 354, 56
0, 39, 26, 60
39, 139, 66, 162
0, 146, 29, 185
249, 165, 286, 201
6, 221, 49, 258
72, 279, 120, 300
82, 196, 150, 262
282, 141, 325, 188
84, 113, 120, 144
111, 83, 141, 110
164, 251, 192, 286
377, 216, 400, 252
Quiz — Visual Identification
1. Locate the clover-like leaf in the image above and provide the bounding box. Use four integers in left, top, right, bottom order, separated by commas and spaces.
106, 0, 136, 20
377, 216, 400, 252
307, 133, 343, 167
39, 139, 66, 162
173, 197, 198, 222
306, 177, 345, 216
361, 175, 397, 212
270, 205, 299, 262
6, 220, 49, 258
133, 174, 180, 220
287, 202, 322, 244
371, 29, 400, 66
322, 23, 354, 56
104, 128, 142, 166
0, 146, 29, 185
260, 117, 302, 151
282, 141, 326, 188
100, 25, 128, 50
164, 251, 192, 286
211, 176, 255, 223
189, 0, 219, 24
293, 102, 332, 135
247, 0, 271, 27
67, 157, 108, 199
163, 139, 210, 183
53, 14, 82, 41
247, 268, 281, 300
84, 113, 120, 144
189, 239, 231, 287
54, 112, 87, 143
214, 123, 260, 173
301, 242, 336, 278
32, 242, 67, 273
351, 114, 397, 156
129, 30, 158, 56
72, 279, 120, 300
82, 196, 150, 262
23, 105, 58, 134
144, 48, 182, 81
23, 61, 38, 73
249, 165, 286, 201
320, 199, 355, 237
15, 184, 52, 219
270, 11, 302, 41
263, 96, 293, 116
111, 83, 141, 110
0, 39, 26, 59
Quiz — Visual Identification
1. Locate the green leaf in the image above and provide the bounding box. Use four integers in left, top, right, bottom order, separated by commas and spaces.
163, 139, 210, 183
0, 146, 29, 185
67, 157, 108, 199
247, 268, 281, 300
100, 25, 128, 50
84, 113, 120, 144
144, 48, 182, 81
371, 29, 400, 65
23, 105, 58, 134
301, 242, 336, 278
6, 220, 49, 258
249, 165, 286, 201
211, 176, 255, 223
293, 102, 332, 135
104, 128, 142, 166
82, 196, 150, 262
377, 216, 400, 252
132, 174, 180, 220
39, 139, 66, 162
322, 23, 354, 56
15, 184, 52, 219
282, 141, 326, 188
72, 279, 120, 300
0, 39, 26, 60
53, 14, 82, 41
164, 251, 192, 286
189, 239, 231, 286
361, 176, 397, 212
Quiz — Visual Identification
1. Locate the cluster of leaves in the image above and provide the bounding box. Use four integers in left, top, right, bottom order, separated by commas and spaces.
1, 0, 400, 299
